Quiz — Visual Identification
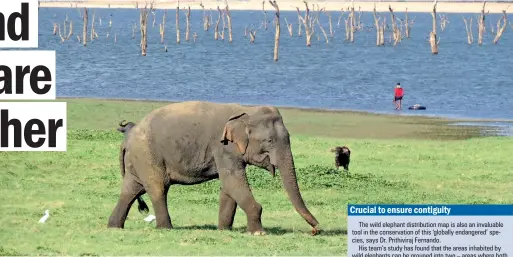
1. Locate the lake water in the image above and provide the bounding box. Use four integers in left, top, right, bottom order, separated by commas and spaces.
35, 7, 513, 121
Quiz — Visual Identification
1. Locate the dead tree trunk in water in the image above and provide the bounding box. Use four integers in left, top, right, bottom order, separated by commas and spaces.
184, 6, 190, 41
58, 20, 73, 43
214, 6, 221, 40
405, 8, 411, 38
492, 10, 507, 44
298, 1, 313, 47
225, 0, 233, 42
296, 7, 302, 36
477, 2, 487, 45
200, 3, 210, 31
262, 1, 268, 30
463, 16, 473, 44
152, 10, 157, 29
439, 14, 449, 31
140, 4, 151, 56
356, 6, 363, 31
343, 6, 355, 42
284, 17, 293, 36
82, 8, 88, 46
372, 4, 382, 46
132, 23, 137, 39
380, 17, 386, 45
269, 0, 280, 62
349, 6, 355, 42
220, 7, 226, 40
389, 6, 401, 45
160, 10, 167, 43
327, 11, 333, 37
91, 11, 97, 42
176, 1, 181, 44
249, 29, 256, 43
429, 0, 439, 54
317, 9, 329, 43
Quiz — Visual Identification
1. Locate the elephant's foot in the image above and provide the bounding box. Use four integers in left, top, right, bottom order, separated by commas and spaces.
311, 225, 321, 236
217, 224, 233, 230
107, 221, 124, 229
247, 230, 267, 236
107, 215, 126, 229
155, 218, 173, 229
156, 225, 173, 230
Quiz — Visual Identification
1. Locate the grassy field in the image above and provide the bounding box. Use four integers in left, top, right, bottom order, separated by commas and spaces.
0, 98, 512, 256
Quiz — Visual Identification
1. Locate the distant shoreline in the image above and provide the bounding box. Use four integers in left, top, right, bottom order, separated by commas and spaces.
57, 97, 513, 123
40, 0, 512, 13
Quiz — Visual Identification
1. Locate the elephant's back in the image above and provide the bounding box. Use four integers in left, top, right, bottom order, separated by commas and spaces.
135, 101, 246, 163
149, 101, 243, 117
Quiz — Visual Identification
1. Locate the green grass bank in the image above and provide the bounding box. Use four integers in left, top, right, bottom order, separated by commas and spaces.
0, 98, 512, 256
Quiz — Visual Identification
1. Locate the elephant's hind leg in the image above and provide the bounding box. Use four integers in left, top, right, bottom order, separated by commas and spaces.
131, 145, 173, 229
218, 190, 237, 230
145, 182, 172, 229
108, 173, 146, 229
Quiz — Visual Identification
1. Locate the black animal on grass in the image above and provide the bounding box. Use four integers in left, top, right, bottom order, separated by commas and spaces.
117, 120, 136, 135
330, 146, 351, 172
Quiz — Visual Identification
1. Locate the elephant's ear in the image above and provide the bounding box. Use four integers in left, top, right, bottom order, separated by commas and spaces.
221, 113, 250, 155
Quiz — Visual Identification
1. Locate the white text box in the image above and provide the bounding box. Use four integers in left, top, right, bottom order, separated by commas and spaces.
0, 50, 56, 100
0, 0, 39, 48
348, 204, 513, 257
0, 102, 67, 151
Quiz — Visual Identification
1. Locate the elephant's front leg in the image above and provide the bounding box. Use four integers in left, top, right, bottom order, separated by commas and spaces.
219, 170, 265, 235
218, 190, 237, 230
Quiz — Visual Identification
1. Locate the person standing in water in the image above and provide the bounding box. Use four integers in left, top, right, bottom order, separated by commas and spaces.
393, 83, 404, 110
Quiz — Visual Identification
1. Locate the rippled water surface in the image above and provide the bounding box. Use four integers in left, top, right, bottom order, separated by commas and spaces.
36, 7, 513, 120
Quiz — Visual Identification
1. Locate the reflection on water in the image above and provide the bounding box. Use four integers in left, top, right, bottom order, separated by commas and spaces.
449, 122, 513, 137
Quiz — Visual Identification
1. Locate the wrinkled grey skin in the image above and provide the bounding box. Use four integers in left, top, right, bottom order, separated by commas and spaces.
330, 146, 351, 171
107, 101, 320, 235
117, 120, 149, 215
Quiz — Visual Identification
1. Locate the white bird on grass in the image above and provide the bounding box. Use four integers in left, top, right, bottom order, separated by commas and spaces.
39, 209, 50, 223
143, 214, 156, 223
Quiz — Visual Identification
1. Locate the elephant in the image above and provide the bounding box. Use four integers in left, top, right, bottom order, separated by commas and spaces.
330, 146, 351, 171
107, 101, 320, 235
116, 120, 149, 214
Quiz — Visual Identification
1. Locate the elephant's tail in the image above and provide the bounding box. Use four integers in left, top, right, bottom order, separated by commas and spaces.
136, 197, 149, 214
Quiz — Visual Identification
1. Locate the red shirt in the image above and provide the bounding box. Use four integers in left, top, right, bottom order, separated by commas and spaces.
394, 88, 404, 97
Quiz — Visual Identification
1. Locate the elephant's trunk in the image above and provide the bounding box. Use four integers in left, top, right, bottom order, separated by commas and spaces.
277, 148, 320, 232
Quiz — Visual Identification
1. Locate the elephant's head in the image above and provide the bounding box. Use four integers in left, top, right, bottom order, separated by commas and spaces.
220, 107, 320, 234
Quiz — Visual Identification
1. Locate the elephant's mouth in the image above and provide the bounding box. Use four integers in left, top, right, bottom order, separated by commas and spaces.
269, 163, 276, 177
251, 153, 276, 177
